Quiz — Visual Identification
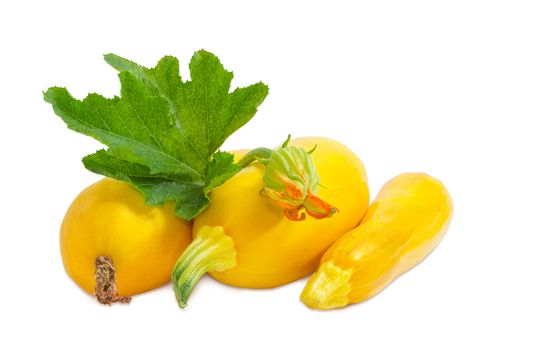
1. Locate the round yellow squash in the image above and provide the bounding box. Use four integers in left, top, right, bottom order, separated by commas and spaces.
60, 178, 192, 303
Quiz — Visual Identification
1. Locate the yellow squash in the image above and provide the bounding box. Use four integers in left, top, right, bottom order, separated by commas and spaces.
61, 178, 192, 304
172, 137, 369, 307
301, 173, 453, 310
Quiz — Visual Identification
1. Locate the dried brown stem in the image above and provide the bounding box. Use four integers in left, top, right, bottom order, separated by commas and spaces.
94, 256, 132, 305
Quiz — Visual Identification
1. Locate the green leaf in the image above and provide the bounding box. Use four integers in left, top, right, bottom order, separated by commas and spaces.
204, 151, 241, 192
46, 51, 268, 219
82, 150, 209, 219
105, 51, 269, 158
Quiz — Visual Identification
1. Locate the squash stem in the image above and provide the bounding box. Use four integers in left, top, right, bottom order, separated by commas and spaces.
171, 226, 237, 308
236, 147, 272, 168
300, 261, 352, 310
94, 256, 132, 305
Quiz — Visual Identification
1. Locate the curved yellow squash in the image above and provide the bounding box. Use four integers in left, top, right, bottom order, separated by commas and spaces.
301, 173, 453, 310
60, 178, 192, 303
194, 137, 369, 288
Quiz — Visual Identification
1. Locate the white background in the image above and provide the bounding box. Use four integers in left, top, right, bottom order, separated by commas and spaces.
1, 1, 535, 349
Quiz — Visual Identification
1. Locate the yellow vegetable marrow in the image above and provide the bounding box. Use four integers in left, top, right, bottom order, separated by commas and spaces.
172, 137, 369, 307
60, 178, 192, 304
301, 173, 453, 310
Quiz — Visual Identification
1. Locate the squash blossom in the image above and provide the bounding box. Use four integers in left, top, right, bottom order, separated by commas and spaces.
238, 136, 338, 221
261, 144, 338, 220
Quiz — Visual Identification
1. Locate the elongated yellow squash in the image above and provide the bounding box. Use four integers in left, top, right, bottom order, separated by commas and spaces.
301, 173, 453, 310
172, 137, 369, 307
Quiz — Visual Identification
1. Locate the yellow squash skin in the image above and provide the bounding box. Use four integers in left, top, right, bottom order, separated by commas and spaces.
193, 137, 369, 288
60, 178, 192, 298
301, 173, 453, 310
